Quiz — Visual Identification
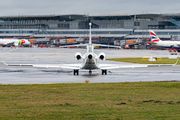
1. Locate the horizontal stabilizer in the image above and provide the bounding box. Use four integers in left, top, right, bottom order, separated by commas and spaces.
2, 61, 82, 70
93, 44, 121, 48
60, 44, 88, 48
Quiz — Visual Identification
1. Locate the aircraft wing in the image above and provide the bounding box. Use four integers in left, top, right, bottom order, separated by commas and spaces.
93, 44, 121, 48
60, 44, 88, 48
98, 64, 148, 69
3, 61, 82, 70
98, 63, 177, 70
60, 44, 121, 48
33, 64, 81, 69
100, 57, 179, 69
147, 64, 177, 67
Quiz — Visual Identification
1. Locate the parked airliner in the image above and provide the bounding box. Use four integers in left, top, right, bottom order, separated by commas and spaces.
0, 39, 30, 47
149, 30, 180, 51
2, 24, 178, 75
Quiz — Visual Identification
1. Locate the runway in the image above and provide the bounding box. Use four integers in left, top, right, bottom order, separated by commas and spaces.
0, 47, 180, 84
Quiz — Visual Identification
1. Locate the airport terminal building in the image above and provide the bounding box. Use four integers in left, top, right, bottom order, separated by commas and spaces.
1, 13, 180, 45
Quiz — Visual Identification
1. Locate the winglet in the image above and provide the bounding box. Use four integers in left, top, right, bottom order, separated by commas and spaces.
1, 60, 8, 66
174, 57, 179, 65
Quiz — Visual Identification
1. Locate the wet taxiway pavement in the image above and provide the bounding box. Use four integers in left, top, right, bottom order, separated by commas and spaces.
0, 48, 180, 84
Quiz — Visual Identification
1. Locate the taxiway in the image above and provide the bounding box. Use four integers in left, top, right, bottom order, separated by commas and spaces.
0, 48, 179, 84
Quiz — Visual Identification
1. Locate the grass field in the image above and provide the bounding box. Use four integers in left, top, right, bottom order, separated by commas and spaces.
0, 82, 180, 119
107, 57, 180, 65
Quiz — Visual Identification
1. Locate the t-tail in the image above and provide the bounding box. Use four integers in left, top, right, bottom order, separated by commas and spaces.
149, 30, 161, 42
87, 23, 93, 53
89, 23, 92, 45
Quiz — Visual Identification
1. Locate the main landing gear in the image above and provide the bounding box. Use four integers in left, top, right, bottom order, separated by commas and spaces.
102, 70, 107, 75
73, 70, 79, 75
73, 70, 107, 75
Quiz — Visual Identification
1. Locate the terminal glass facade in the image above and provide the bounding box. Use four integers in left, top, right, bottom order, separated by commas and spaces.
0, 14, 180, 39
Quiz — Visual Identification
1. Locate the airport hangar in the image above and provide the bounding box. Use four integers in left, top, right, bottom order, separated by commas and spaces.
1, 14, 180, 45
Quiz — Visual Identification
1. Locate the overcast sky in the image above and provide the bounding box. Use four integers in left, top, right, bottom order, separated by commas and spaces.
0, 0, 180, 16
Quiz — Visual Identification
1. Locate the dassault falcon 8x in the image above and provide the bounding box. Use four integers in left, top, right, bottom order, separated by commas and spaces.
3, 23, 178, 75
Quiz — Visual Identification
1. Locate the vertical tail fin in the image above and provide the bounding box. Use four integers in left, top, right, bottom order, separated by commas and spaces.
87, 23, 93, 53
89, 23, 92, 45
149, 30, 161, 42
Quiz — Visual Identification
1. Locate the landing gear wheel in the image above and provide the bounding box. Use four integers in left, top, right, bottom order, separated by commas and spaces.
89, 70, 92, 75
102, 70, 107, 75
73, 70, 79, 75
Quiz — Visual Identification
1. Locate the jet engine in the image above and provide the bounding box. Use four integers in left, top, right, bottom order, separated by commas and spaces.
75, 52, 82, 60
13, 41, 19, 47
98, 52, 106, 60
88, 54, 93, 59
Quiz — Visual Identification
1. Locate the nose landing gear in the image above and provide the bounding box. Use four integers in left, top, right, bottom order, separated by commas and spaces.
89, 70, 92, 75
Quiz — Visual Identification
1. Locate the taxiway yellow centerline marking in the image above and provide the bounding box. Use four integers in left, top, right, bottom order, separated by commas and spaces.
52, 49, 61, 55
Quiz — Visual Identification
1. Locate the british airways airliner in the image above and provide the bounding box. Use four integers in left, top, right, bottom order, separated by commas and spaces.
149, 30, 180, 51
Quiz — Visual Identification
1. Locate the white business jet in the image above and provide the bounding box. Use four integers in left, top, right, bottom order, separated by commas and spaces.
3, 23, 178, 75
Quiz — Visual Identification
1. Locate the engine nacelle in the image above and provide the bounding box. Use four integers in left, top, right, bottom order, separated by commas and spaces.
88, 54, 93, 59
75, 52, 82, 61
98, 52, 106, 60
13, 42, 19, 47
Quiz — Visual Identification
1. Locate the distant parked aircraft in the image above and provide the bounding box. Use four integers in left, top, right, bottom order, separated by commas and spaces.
149, 30, 180, 52
0, 39, 30, 47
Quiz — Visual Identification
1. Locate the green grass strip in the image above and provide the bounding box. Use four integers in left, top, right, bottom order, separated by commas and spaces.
107, 57, 180, 65
0, 82, 180, 119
